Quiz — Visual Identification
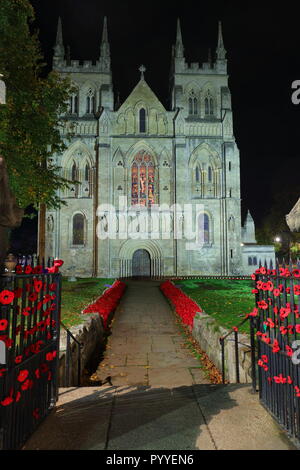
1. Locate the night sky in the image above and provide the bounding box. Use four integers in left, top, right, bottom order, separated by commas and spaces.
14, 0, 300, 252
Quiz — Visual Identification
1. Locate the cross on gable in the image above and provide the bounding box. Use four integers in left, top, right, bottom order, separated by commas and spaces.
139, 64, 146, 79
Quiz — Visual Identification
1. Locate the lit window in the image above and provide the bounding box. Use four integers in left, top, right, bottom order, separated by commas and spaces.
131, 152, 155, 207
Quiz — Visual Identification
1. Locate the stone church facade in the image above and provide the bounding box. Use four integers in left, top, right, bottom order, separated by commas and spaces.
43, 17, 274, 277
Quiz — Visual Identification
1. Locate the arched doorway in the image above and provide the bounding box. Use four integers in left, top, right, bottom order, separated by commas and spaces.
132, 249, 151, 277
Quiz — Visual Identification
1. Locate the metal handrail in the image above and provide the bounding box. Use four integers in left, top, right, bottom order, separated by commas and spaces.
219, 316, 257, 391
60, 321, 83, 387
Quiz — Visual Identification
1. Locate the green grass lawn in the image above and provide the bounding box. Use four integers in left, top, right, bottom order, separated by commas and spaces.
60, 278, 115, 328
174, 279, 255, 334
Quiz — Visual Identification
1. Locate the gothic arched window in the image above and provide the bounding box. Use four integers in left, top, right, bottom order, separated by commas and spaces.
69, 93, 78, 114
71, 162, 78, 181
72, 213, 85, 246
188, 91, 198, 115
208, 166, 212, 182
84, 163, 90, 182
205, 92, 214, 116
139, 108, 146, 133
195, 166, 200, 183
204, 214, 210, 244
86, 88, 95, 114
131, 152, 155, 207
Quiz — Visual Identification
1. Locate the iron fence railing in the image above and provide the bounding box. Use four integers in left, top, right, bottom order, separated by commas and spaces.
254, 259, 300, 445
219, 259, 300, 446
0, 270, 62, 450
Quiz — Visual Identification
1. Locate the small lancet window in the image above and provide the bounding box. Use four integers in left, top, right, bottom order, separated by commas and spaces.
84, 163, 90, 182
198, 213, 210, 245
188, 91, 198, 115
71, 162, 77, 181
69, 94, 78, 114
195, 166, 200, 183
139, 108, 146, 133
204, 214, 210, 244
208, 166, 212, 182
205, 93, 214, 116
86, 89, 95, 114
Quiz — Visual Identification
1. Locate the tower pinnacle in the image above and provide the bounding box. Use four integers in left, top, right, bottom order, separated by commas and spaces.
53, 17, 65, 65
99, 16, 111, 71
216, 21, 226, 60
175, 18, 184, 58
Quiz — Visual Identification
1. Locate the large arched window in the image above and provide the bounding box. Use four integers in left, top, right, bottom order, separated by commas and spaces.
131, 152, 155, 207
139, 108, 146, 133
72, 213, 85, 245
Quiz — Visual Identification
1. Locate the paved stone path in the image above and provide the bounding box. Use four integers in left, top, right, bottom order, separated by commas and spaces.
23, 281, 296, 450
94, 280, 210, 387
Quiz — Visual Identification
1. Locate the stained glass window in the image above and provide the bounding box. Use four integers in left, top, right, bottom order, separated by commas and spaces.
73, 214, 85, 245
131, 152, 155, 207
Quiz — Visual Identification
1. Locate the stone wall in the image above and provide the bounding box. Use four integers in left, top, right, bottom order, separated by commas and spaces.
192, 311, 253, 384
58, 313, 105, 387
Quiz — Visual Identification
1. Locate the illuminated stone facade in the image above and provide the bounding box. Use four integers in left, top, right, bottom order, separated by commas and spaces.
44, 18, 274, 277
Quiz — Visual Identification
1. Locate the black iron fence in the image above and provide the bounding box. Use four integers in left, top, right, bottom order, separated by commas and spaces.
0, 266, 62, 450
254, 260, 300, 445
219, 260, 300, 446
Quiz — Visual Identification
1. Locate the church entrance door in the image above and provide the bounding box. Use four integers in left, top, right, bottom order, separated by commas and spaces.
132, 249, 151, 277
